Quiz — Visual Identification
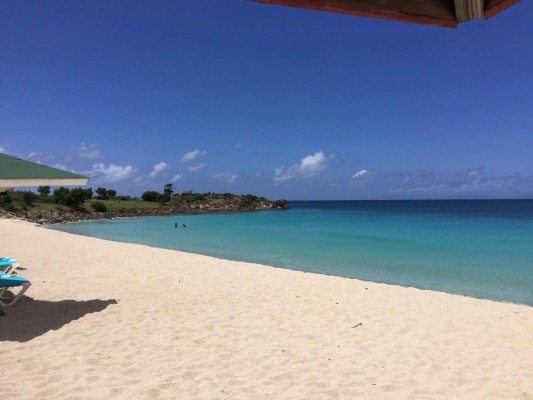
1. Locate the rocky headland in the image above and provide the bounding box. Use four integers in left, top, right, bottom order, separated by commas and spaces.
1, 194, 289, 224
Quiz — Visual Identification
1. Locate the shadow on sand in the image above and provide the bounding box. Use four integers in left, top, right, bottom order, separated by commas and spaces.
0, 297, 117, 342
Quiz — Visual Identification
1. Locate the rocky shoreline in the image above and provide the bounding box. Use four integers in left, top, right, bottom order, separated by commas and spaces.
1, 198, 289, 225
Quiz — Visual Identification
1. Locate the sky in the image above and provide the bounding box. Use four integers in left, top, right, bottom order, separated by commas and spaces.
1, 1, 532, 200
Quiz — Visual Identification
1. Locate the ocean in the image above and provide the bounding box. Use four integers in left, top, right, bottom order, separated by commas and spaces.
49, 200, 533, 306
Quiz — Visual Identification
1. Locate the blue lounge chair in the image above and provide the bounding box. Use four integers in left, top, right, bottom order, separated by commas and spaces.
0, 272, 31, 307
0, 259, 19, 276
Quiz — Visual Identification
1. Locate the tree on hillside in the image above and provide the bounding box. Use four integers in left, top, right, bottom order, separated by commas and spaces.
65, 188, 90, 207
37, 186, 51, 198
53, 187, 70, 204
0, 191, 13, 211
53, 187, 92, 208
142, 191, 160, 202
160, 183, 173, 203
107, 189, 117, 199
22, 191, 37, 205
95, 187, 109, 200
83, 188, 93, 200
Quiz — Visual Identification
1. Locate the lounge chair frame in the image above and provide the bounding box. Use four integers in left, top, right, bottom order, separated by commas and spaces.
0, 274, 32, 307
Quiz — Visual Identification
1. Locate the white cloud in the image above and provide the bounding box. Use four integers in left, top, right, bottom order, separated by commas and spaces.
299, 152, 328, 177
89, 163, 135, 183
187, 162, 206, 173
391, 169, 533, 198
180, 149, 207, 163
352, 169, 372, 179
274, 151, 328, 184
170, 174, 182, 183
28, 152, 41, 160
212, 172, 237, 184
459, 167, 484, 177
71, 143, 104, 160
52, 163, 79, 173
148, 161, 169, 178
353, 169, 370, 178
0, 147, 6, 153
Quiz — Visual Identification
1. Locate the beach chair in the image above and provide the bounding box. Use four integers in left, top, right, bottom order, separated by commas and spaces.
0, 259, 19, 276
0, 272, 31, 307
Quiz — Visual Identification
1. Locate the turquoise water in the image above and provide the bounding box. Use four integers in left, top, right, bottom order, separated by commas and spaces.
49, 200, 533, 306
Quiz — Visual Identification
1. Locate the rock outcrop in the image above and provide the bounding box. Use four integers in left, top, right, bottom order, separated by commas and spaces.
169, 195, 289, 214
1, 194, 289, 224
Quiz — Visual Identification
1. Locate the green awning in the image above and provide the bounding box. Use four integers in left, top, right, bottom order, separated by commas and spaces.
0, 153, 89, 191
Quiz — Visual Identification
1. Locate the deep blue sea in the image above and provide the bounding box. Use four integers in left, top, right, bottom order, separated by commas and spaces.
49, 200, 533, 306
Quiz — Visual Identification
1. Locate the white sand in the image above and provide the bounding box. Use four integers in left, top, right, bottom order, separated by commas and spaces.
1, 219, 532, 399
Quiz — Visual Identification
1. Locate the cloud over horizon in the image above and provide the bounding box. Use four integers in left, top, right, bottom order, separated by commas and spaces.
274, 151, 329, 184
53, 163, 78, 173
180, 149, 207, 163
27, 152, 42, 160
389, 168, 533, 198
170, 174, 182, 183
148, 161, 169, 178
71, 143, 104, 160
352, 169, 372, 181
88, 163, 135, 183
212, 172, 237, 184
187, 162, 207, 173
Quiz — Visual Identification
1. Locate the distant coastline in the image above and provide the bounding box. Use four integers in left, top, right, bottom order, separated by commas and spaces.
0, 190, 288, 224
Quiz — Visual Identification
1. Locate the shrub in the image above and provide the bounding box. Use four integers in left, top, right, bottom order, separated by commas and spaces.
142, 191, 160, 202
91, 201, 108, 212
37, 186, 51, 198
95, 187, 109, 200
1, 203, 17, 212
22, 191, 37, 205
0, 191, 12, 204
53, 187, 92, 208
53, 187, 70, 204
192, 193, 206, 201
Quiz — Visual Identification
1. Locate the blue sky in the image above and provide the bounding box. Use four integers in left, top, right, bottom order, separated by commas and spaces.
1, 1, 532, 200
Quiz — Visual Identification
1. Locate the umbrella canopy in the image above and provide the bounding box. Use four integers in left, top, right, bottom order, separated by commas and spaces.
249, 0, 520, 28
0, 153, 89, 192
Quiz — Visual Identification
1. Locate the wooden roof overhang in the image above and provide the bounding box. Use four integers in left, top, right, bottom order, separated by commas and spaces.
249, 0, 520, 28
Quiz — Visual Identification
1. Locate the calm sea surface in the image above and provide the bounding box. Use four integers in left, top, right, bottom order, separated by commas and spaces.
49, 200, 533, 306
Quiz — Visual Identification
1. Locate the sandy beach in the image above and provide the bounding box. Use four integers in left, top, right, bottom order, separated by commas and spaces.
1, 218, 532, 399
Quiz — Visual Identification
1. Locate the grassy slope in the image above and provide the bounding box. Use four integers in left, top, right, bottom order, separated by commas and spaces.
85, 199, 161, 210
1, 199, 162, 213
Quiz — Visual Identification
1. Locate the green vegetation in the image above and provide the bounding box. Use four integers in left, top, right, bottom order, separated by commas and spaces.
90, 201, 108, 212
0, 185, 161, 214
141, 183, 175, 203
0, 182, 285, 222
141, 191, 160, 202
95, 187, 117, 200
85, 199, 160, 210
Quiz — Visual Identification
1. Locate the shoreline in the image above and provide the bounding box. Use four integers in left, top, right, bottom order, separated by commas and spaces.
1, 219, 532, 399
43, 221, 533, 308
46, 215, 533, 308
